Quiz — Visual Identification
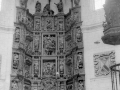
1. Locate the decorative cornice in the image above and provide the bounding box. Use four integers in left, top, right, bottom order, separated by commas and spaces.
81, 22, 103, 33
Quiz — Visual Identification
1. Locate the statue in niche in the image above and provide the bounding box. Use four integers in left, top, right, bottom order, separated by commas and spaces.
59, 63, 64, 77
54, 0, 63, 13
24, 65, 30, 78
74, 0, 80, 6
13, 52, 19, 70
20, 0, 28, 8
34, 61, 39, 77
58, 20, 64, 31
46, 19, 52, 30
77, 52, 83, 69
15, 27, 20, 43
59, 36, 64, 48
34, 36, 39, 52
35, 18, 40, 30
11, 79, 19, 90
35, 1, 41, 13
76, 26, 82, 42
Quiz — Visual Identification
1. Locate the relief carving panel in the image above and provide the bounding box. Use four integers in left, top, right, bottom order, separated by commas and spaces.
94, 51, 115, 76
43, 34, 56, 56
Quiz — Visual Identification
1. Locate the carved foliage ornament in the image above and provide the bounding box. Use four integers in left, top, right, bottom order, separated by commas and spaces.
94, 51, 115, 76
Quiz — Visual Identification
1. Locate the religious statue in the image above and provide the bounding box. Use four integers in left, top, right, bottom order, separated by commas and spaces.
15, 27, 20, 43
78, 80, 84, 90
74, 0, 80, 6
43, 0, 54, 15
54, 0, 63, 13
35, 1, 41, 13
13, 53, 19, 70
11, 79, 19, 90
77, 52, 83, 69
20, 0, 28, 8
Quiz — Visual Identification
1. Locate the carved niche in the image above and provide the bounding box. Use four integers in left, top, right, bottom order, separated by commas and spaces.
34, 17, 41, 31
102, 0, 120, 45
58, 32, 64, 54
12, 51, 20, 75
58, 56, 65, 78
66, 56, 73, 78
14, 23, 25, 49
32, 56, 40, 79
74, 51, 84, 75
12, 50, 24, 76
94, 51, 115, 76
33, 33, 41, 55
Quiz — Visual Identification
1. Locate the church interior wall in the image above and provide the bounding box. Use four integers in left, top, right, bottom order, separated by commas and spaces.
0, 30, 13, 90
82, 0, 120, 90
0, 0, 119, 90
0, 0, 15, 90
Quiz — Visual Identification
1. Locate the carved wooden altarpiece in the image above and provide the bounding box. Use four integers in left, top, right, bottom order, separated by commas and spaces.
10, 0, 83, 90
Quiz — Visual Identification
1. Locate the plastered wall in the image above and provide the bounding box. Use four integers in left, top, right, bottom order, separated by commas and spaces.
0, 0, 15, 90
82, 0, 120, 90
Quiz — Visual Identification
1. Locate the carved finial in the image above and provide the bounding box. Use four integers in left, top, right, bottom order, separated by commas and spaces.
35, 1, 41, 13
54, 0, 63, 13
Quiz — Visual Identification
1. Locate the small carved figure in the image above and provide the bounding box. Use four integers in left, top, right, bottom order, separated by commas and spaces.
76, 27, 82, 42
20, 0, 28, 8
13, 53, 19, 70
74, 0, 80, 6
35, 1, 41, 13
15, 27, 20, 43
78, 80, 84, 90
34, 36, 39, 52
54, 0, 63, 12
77, 52, 83, 69
43, 3, 54, 15
11, 79, 19, 90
